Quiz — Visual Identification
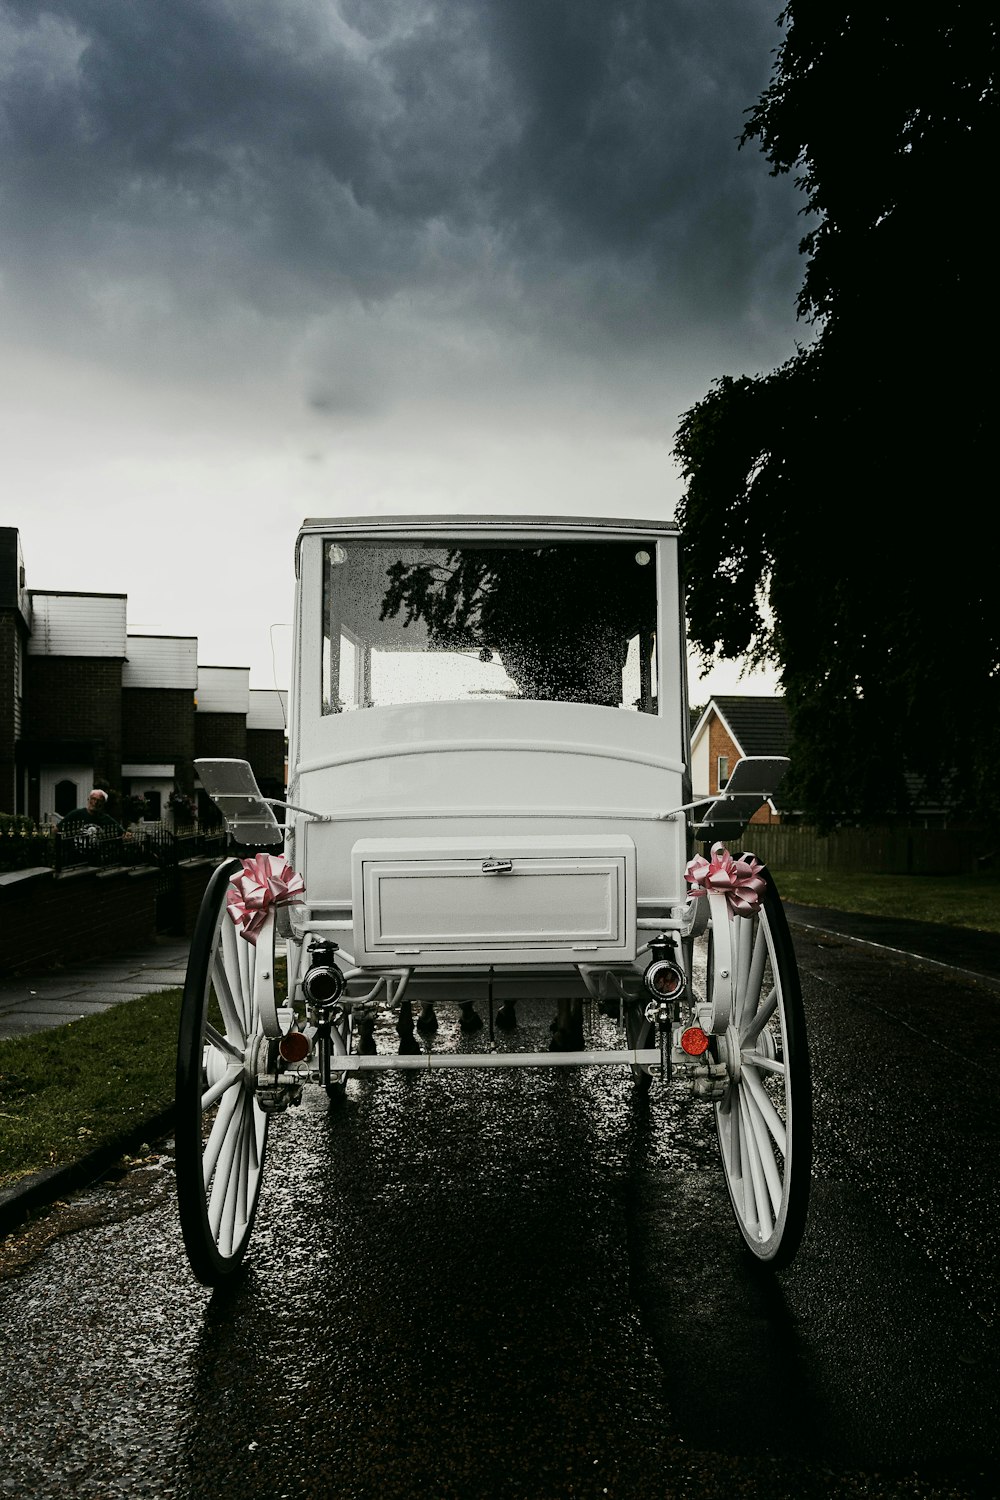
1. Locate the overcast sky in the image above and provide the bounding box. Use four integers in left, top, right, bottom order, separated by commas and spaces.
0, 0, 802, 697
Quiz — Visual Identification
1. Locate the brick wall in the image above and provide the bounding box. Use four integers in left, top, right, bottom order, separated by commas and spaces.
246, 728, 285, 791
24, 657, 123, 788
0, 857, 225, 974
195, 712, 247, 761
0, 867, 158, 973
123, 687, 196, 791
708, 713, 739, 795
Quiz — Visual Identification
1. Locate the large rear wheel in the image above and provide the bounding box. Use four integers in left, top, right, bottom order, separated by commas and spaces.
176, 858, 271, 1286
711, 870, 811, 1269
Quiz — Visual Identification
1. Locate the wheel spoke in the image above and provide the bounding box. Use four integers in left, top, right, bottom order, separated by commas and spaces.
211, 951, 246, 1044
202, 1086, 242, 1188
742, 1064, 788, 1155
235, 1100, 252, 1236
208, 1094, 244, 1240
742, 1050, 785, 1077
741, 987, 777, 1048
221, 918, 252, 1036
733, 916, 754, 1027
205, 1022, 245, 1064
738, 921, 768, 1032
202, 1061, 243, 1113
739, 1088, 773, 1241
744, 1084, 784, 1218
735, 1096, 757, 1235
237, 932, 254, 1030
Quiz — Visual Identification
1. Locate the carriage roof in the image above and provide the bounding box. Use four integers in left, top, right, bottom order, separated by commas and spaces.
298, 514, 679, 537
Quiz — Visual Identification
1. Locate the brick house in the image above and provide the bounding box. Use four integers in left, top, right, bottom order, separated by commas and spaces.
690, 695, 791, 825
23, 589, 128, 822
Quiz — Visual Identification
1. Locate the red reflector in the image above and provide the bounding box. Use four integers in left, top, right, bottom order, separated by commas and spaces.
278, 1031, 311, 1063
680, 1027, 710, 1057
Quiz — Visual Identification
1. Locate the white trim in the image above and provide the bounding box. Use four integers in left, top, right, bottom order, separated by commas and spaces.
298, 741, 686, 775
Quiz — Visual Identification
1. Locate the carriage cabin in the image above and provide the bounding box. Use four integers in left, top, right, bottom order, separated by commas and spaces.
285, 515, 690, 991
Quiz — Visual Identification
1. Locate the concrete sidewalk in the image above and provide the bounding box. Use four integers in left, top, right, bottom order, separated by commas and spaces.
0, 937, 190, 1040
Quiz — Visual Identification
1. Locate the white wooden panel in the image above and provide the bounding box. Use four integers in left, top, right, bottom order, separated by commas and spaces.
247, 689, 287, 730
351, 835, 634, 966
123, 635, 197, 688
197, 666, 250, 714
27, 593, 127, 657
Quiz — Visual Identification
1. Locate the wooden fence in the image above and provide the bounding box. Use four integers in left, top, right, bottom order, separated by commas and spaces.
736, 825, 986, 876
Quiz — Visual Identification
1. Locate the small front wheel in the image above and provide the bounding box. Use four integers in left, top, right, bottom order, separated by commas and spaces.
176, 858, 271, 1286
711, 869, 811, 1269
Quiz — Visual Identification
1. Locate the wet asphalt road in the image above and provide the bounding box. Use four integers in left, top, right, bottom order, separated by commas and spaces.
0, 929, 997, 1500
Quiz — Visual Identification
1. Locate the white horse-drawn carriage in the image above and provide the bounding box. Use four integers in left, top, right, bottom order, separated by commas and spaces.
176, 514, 810, 1285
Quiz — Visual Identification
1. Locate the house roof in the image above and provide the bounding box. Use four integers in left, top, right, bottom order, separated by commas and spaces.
710, 696, 790, 758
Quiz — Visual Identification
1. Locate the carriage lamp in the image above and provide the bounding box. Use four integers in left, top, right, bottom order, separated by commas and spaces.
303, 940, 346, 1005
643, 941, 687, 1004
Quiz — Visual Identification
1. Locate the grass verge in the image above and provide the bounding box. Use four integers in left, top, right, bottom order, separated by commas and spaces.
0, 989, 181, 1189
774, 870, 1000, 935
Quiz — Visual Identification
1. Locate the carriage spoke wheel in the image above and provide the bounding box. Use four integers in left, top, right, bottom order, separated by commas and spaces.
711, 870, 811, 1269
176, 858, 271, 1285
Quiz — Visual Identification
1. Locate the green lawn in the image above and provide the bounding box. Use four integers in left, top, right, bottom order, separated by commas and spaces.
774, 870, 1000, 935
0, 989, 181, 1189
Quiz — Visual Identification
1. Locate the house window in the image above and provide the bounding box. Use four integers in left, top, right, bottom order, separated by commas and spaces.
717, 756, 729, 790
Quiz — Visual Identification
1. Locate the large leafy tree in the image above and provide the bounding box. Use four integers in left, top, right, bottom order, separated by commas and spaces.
675, 4, 997, 826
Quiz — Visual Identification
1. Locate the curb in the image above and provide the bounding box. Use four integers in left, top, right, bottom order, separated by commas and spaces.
0, 1106, 175, 1238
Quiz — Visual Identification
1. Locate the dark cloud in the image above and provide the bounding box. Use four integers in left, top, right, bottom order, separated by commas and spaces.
0, 0, 801, 380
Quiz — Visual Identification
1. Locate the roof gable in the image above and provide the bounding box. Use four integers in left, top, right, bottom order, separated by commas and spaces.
706, 696, 790, 758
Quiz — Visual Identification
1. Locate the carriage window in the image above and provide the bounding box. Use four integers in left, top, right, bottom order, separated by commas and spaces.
322, 539, 658, 713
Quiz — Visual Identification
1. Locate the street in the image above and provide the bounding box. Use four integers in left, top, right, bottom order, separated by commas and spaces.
1, 926, 997, 1499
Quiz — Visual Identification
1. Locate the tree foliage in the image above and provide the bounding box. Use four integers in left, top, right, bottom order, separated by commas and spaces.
676, 3, 998, 827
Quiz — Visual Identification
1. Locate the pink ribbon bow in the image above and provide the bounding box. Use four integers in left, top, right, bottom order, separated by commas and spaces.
226, 853, 305, 945
685, 842, 766, 917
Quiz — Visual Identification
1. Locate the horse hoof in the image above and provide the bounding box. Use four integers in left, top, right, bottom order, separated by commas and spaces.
416, 1004, 439, 1034
358, 1016, 378, 1056
549, 1028, 585, 1053
398, 1035, 421, 1056
495, 1002, 518, 1031
459, 1004, 484, 1033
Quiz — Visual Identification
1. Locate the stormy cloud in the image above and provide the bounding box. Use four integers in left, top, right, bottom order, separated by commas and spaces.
0, 0, 801, 687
